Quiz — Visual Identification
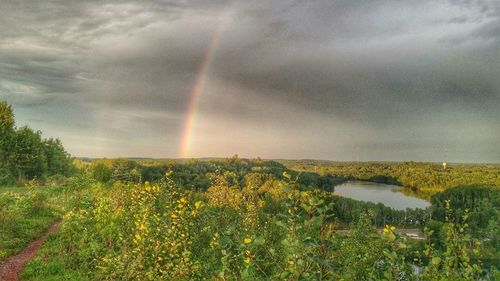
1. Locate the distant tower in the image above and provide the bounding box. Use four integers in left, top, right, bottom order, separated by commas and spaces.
442, 150, 447, 170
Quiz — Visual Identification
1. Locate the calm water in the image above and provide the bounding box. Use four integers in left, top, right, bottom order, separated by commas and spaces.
334, 181, 431, 210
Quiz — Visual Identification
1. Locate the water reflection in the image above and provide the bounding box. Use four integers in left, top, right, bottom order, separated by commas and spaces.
334, 181, 431, 210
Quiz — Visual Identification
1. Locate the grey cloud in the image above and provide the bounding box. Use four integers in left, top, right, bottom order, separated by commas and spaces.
0, 0, 498, 161
471, 18, 500, 40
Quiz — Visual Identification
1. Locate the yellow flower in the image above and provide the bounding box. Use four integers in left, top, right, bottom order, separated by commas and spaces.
244, 257, 251, 264
383, 225, 396, 234
244, 237, 252, 244
180, 197, 187, 203
195, 201, 203, 209
170, 214, 178, 219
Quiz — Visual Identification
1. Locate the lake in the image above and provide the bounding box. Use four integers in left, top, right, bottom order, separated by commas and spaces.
333, 181, 431, 210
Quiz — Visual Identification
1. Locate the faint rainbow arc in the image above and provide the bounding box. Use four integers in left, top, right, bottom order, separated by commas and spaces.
179, 11, 231, 158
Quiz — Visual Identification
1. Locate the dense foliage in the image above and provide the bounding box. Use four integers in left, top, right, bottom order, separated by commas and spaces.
0, 101, 74, 185
282, 160, 500, 197
430, 185, 500, 268
0, 156, 498, 280
16, 159, 499, 280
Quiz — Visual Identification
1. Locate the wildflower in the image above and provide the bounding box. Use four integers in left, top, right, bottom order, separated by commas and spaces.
244, 237, 252, 244
384, 225, 396, 233
195, 201, 203, 209
244, 257, 251, 264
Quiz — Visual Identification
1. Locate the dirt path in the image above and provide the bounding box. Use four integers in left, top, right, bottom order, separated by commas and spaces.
0, 220, 61, 281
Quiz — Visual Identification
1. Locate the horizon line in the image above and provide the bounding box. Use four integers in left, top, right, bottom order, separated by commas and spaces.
73, 156, 500, 165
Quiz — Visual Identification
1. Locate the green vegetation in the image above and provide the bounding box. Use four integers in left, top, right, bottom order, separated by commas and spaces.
430, 185, 500, 269
282, 160, 500, 197
0, 100, 498, 280
0, 174, 90, 263
0, 100, 74, 185
0, 100, 75, 263
18, 160, 499, 280
0, 185, 27, 194
0, 182, 58, 261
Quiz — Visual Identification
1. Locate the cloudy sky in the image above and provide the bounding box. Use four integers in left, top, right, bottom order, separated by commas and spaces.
1, 0, 499, 162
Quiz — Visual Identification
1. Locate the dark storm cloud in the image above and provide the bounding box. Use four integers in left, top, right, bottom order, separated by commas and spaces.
0, 0, 498, 161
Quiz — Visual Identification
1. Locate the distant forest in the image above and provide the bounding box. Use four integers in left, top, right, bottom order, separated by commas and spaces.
282, 160, 500, 197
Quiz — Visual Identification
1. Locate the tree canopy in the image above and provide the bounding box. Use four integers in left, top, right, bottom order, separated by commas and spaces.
0, 100, 74, 185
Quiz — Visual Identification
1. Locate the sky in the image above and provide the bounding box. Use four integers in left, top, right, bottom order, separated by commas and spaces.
0, 0, 499, 162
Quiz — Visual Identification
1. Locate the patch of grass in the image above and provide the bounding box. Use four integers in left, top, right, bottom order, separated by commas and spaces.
0, 185, 63, 262
0, 185, 27, 194
0, 210, 56, 261
21, 234, 91, 281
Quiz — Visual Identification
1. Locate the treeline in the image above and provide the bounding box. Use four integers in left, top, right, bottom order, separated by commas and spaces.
0, 101, 74, 185
283, 160, 500, 196
83, 156, 345, 191
329, 195, 428, 227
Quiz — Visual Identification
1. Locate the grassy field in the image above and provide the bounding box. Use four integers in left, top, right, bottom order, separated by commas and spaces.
0, 185, 27, 194
0, 184, 64, 262
21, 234, 90, 281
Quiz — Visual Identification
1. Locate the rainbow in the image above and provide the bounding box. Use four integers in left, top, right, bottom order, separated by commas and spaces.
179, 10, 232, 158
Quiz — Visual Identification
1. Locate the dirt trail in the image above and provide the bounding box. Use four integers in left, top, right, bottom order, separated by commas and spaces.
0, 220, 61, 281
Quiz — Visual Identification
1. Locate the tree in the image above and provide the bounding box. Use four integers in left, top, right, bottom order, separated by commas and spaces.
10, 127, 47, 181
111, 159, 140, 182
0, 100, 15, 184
43, 138, 72, 176
92, 162, 112, 183
0, 100, 14, 133
0, 100, 75, 184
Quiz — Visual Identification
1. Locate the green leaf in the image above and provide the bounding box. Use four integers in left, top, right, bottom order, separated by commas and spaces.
253, 236, 266, 245
388, 232, 396, 242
